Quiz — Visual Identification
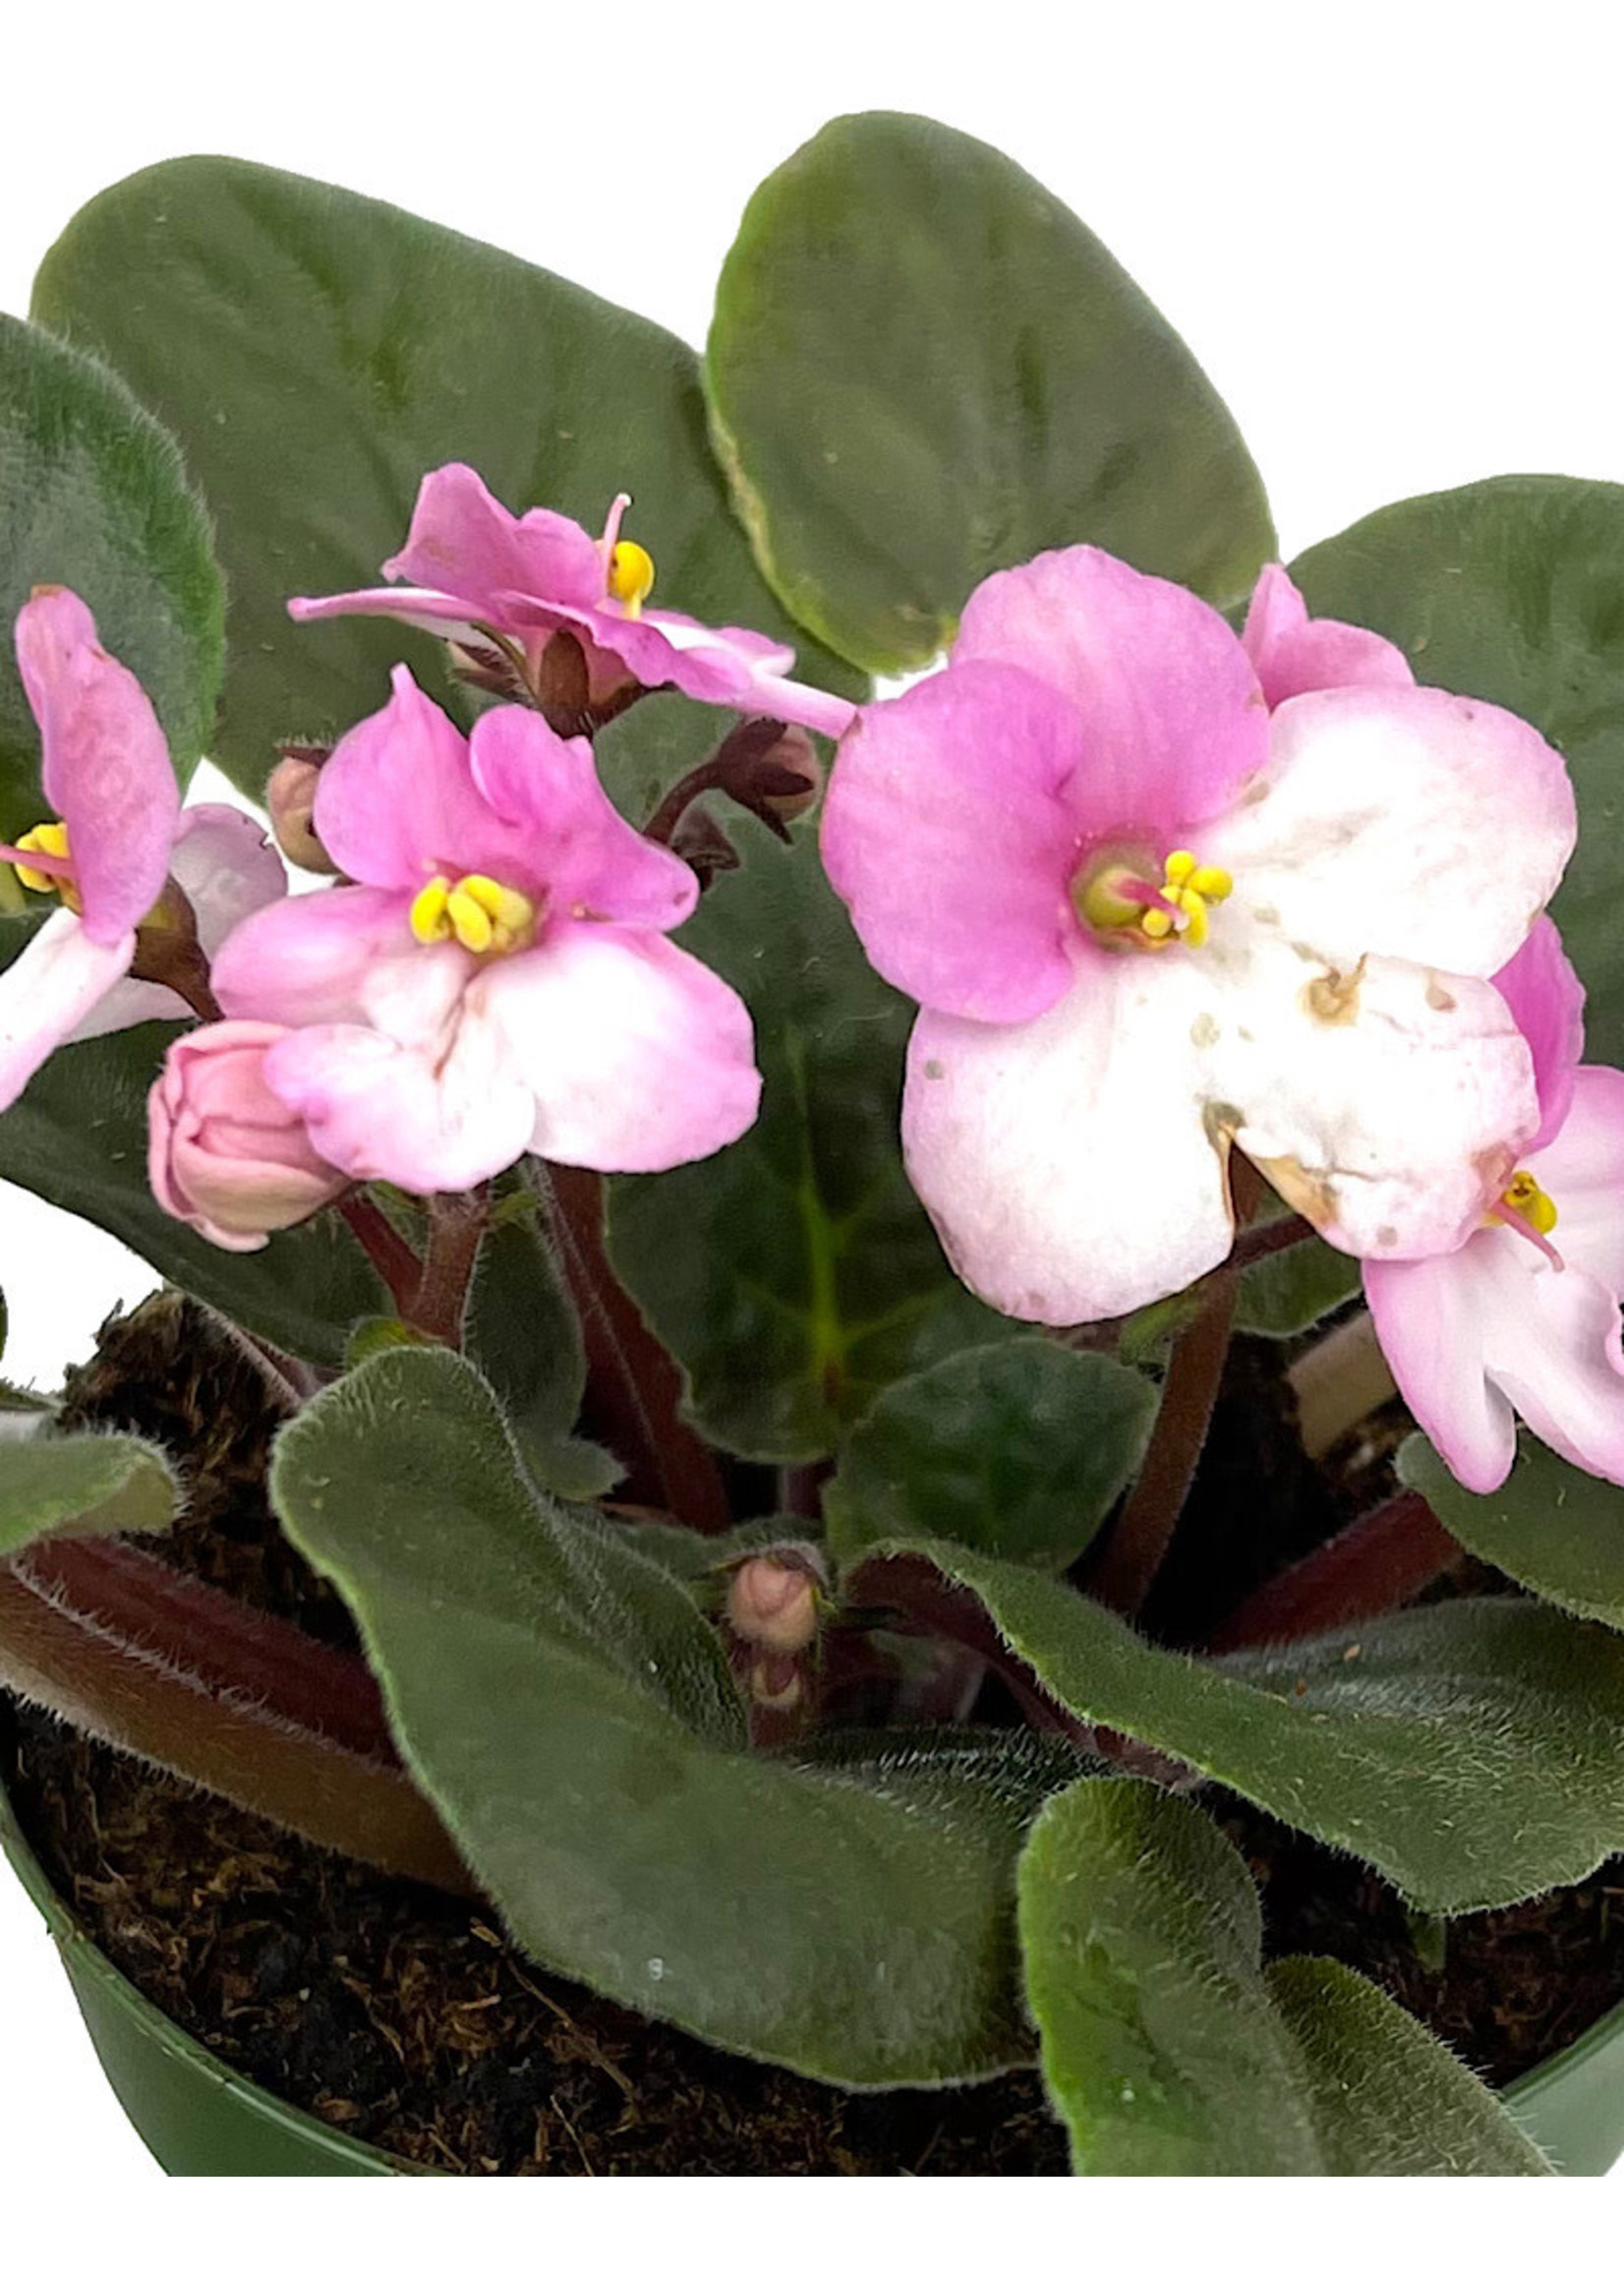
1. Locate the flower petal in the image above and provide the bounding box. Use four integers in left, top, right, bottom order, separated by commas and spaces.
1485, 1259, 1624, 1486
1492, 916, 1584, 1151
263, 1018, 536, 1194
901, 956, 1236, 1324
288, 585, 489, 646
382, 463, 605, 612
468, 708, 697, 929
1535, 1066, 1624, 1294
170, 803, 287, 957
212, 885, 447, 1028
1241, 563, 1414, 708
955, 548, 1270, 836
314, 666, 523, 891
1363, 1245, 1519, 1492
1206, 930, 1539, 1259
1205, 684, 1576, 977
822, 662, 1085, 1022
15, 587, 178, 944
479, 927, 761, 1172
1209, 936, 1537, 1264
0, 908, 135, 1110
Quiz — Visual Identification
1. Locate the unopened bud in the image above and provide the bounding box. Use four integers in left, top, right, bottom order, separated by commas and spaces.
751, 728, 823, 826
727, 1555, 820, 1655
266, 751, 338, 875
747, 1655, 804, 1713
668, 804, 740, 891
712, 720, 825, 842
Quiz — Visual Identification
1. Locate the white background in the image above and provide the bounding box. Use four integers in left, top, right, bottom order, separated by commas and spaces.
1, 0, 1621, 2226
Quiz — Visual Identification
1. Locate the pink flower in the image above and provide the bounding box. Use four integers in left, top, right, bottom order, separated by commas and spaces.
211, 668, 762, 1192
149, 1021, 351, 1252
288, 463, 856, 738
821, 547, 1576, 1325
0, 589, 283, 1111
1241, 561, 1415, 708
1364, 921, 1624, 1491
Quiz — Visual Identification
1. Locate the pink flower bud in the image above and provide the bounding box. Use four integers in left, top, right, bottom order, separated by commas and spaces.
265, 751, 338, 874
147, 1021, 350, 1252
727, 1555, 820, 1654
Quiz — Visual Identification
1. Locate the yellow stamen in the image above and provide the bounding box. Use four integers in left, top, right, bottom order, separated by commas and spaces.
1164, 848, 1197, 888
1073, 847, 1236, 955
1140, 905, 1175, 940
410, 871, 538, 958
10, 820, 83, 912
1500, 1169, 1559, 1238
410, 876, 454, 944
608, 539, 656, 620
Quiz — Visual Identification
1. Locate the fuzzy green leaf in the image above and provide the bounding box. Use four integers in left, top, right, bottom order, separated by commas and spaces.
0, 312, 222, 840
1018, 1780, 1548, 2175
31, 157, 862, 805
1398, 1431, 1624, 1634
0, 1428, 177, 1555
824, 1339, 1157, 1571
854, 1542, 1624, 1912
706, 111, 1274, 674
270, 1347, 1076, 2084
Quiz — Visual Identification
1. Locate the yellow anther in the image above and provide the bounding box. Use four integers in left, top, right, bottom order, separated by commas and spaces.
1501, 1170, 1559, 1238
1189, 864, 1233, 902
608, 539, 656, 619
410, 877, 454, 944
12, 820, 71, 897
1173, 886, 1210, 949
411, 872, 537, 958
1164, 848, 1197, 888
1140, 905, 1175, 940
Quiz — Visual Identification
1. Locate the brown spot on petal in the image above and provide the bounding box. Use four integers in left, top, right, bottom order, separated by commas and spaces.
1189, 1012, 1220, 1049
922, 1058, 945, 1080
1305, 960, 1365, 1026
1426, 978, 1457, 1012
1250, 1151, 1339, 1230
1376, 1224, 1399, 1249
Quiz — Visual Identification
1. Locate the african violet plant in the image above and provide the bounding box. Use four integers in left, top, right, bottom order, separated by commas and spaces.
3, 110, 1624, 2178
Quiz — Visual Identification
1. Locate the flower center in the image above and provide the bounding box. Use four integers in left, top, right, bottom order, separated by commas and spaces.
409, 872, 539, 957
607, 539, 656, 621
1074, 846, 1233, 952
4, 819, 82, 913
1487, 1167, 1562, 1265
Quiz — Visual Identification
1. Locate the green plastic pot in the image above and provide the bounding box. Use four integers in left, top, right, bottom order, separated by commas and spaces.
3, 1772, 1622, 2177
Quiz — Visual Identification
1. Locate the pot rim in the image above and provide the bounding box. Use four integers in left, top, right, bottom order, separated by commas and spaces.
2, 1761, 1618, 2173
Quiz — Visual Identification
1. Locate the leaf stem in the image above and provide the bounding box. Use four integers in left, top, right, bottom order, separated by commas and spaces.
1207, 1489, 1463, 1652
405, 1187, 491, 1348
337, 1191, 423, 1312
0, 1538, 470, 1893
1088, 1256, 1243, 1619
536, 1163, 730, 1534
1229, 1209, 1317, 1271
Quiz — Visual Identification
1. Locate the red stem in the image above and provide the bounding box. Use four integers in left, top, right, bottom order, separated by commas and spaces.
0, 1539, 470, 1894
1208, 1490, 1463, 1653
842, 1555, 1091, 1746
406, 1189, 490, 1347
1089, 1258, 1243, 1618
337, 1191, 422, 1313
539, 1163, 729, 1534
1230, 1210, 1317, 1270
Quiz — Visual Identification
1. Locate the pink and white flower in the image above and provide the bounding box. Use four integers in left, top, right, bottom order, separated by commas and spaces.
1364, 921, 1624, 1491
0, 588, 283, 1111
149, 1021, 351, 1252
822, 548, 1576, 1325
210, 667, 762, 1192
288, 462, 856, 739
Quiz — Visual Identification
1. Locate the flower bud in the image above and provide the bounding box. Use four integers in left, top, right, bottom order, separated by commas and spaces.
148, 1021, 349, 1252
747, 1655, 804, 1713
265, 750, 338, 875
750, 728, 824, 826
727, 1555, 820, 1655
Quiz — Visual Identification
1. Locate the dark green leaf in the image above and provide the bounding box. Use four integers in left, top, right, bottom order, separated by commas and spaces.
824, 1339, 1156, 1570
1018, 1780, 1547, 2175
607, 826, 1010, 1459
1292, 478, 1624, 1064
0, 312, 223, 839
855, 1542, 1624, 1910
1235, 1235, 1361, 1339
1399, 1431, 1624, 1633
0, 947, 382, 1364
0, 1426, 176, 1555
706, 111, 1275, 674
31, 157, 863, 804
464, 1182, 620, 1500
270, 1347, 1074, 2083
